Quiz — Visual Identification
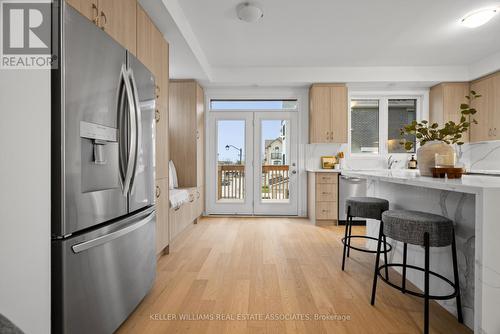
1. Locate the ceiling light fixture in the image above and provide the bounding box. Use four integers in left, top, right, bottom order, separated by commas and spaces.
237, 2, 263, 23
460, 7, 499, 28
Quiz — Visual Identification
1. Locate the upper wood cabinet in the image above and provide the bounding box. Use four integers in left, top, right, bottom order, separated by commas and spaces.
169, 80, 205, 188
429, 83, 470, 142
66, 0, 98, 21
309, 84, 348, 143
99, 0, 136, 54
65, 0, 136, 54
470, 72, 499, 142
137, 4, 169, 179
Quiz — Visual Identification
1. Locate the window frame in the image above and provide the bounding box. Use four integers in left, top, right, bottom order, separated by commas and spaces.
348, 92, 425, 158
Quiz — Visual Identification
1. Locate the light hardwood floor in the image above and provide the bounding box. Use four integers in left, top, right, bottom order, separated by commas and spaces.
117, 217, 472, 334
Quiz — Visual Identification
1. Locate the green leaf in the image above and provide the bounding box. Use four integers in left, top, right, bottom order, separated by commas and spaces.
460, 104, 469, 109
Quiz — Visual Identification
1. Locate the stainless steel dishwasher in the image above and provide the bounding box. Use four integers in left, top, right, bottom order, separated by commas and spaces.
339, 174, 367, 223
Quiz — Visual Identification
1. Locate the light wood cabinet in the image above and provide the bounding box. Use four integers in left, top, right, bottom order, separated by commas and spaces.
66, 0, 98, 21
429, 83, 470, 142
98, 0, 136, 54
169, 80, 205, 190
169, 187, 202, 241
155, 38, 169, 180
470, 73, 497, 142
307, 172, 339, 225
309, 84, 348, 143
136, 3, 170, 254
66, 0, 136, 54
155, 178, 169, 255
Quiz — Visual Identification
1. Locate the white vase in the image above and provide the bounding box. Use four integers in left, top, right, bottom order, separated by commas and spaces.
416, 141, 455, 176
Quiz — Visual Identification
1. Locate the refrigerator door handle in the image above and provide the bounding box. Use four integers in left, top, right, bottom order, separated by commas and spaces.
127, 68, 142, 193
120, 64, 137, 195
71, 210, 155, 253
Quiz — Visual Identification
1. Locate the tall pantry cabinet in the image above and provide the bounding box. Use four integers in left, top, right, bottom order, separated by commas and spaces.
169, 80, 205, 238
136, 4, 170, 256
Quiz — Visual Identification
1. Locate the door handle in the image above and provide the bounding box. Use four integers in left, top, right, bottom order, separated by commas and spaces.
127, 68, 142, 194
99, 10, 107, 29
72, 209, 155, 253
119, 65, 137, 195
91, 3, 99, 25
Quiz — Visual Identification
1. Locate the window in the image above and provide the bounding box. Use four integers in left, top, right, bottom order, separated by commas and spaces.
210, 99, 298, 111
350, 96, 420, 155
351, 99, 380, 154
388, 99, 416, 153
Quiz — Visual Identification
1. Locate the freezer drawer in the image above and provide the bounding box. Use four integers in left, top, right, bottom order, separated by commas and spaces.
52, 208, 156, 334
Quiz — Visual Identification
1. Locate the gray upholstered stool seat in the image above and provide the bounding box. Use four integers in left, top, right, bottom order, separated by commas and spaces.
382, 210, 453, 247
345, 197, 389, 220
342, 196, 391, 272
372, 209, 462, 334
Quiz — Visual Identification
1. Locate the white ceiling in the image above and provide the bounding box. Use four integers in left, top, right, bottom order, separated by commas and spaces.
145, 0, 500, 86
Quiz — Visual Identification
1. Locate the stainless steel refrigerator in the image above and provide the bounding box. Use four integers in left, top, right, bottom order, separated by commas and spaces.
51, 4, 156, 334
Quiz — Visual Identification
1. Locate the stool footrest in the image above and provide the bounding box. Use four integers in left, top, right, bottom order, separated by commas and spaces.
376, 263, 459, 300
341, 236, 392, 254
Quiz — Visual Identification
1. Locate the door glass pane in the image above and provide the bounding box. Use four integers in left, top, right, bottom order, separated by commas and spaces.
261, 120, 289, 203
351, 99, 380, 154
388, 99, 417, 153
217, 120, 245, 202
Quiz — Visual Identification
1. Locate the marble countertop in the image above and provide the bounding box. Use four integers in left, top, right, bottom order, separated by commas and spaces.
341, 169, 500, 194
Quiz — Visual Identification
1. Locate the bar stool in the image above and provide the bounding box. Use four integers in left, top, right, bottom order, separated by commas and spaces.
342, 197, 391, 274
371, 210, 463, 334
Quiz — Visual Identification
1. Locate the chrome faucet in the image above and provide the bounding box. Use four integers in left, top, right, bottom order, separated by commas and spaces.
387, 155, 398, 169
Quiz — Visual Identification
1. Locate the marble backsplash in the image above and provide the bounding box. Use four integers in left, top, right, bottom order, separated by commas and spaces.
306, 140, 500, 173
458, 140, 500, 172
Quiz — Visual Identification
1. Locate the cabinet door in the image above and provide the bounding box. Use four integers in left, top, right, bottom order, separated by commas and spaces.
155, 39, 169, 180
470, 78, 494, 142
309, 86, 332, 143
136, 4, 154, 73
330, 85, 348, 143
493, 74, 500, 140
155, 178, 169, 254
98, 0, 136, 54
66, 0, 98, 22
443, 83, 470, 142
196, 84, 205, 188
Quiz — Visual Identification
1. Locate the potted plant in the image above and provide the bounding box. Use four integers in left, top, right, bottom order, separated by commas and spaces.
400, 91, 481, 176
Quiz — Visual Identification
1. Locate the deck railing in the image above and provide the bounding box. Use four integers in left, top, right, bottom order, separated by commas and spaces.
217, 164, 290, 201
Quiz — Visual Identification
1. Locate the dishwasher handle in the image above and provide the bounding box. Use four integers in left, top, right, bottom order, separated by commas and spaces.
340, 175, 363, 182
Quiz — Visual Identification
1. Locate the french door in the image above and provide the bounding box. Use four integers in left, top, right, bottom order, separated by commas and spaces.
206, 111, 298, 215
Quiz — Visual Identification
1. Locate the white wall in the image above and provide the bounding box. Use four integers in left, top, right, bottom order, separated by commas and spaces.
0, 69, 51, 334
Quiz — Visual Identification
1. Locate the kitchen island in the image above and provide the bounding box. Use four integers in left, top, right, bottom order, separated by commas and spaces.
341, 170, 500, 334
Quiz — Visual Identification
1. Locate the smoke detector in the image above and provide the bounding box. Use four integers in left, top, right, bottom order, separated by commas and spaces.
237, 2, 263, 23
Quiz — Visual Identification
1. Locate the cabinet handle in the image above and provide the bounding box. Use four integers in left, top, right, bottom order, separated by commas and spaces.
156, 186, 161, 198
99, 11, 107, 29
155, 85, 160, 99
489, 128, 492, 137
91, 3, 99, 25
494, 128, 497, 137
155, 110, 160, 123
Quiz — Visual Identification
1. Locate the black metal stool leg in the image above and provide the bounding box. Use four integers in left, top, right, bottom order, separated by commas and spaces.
451, 231, 464, 323
371, 221, 384, 305
341, 206, 351, 271
383, 234, 389, 280
402, 242, 407, 293
347, 214, 353, 257
424, 232, 430, 334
